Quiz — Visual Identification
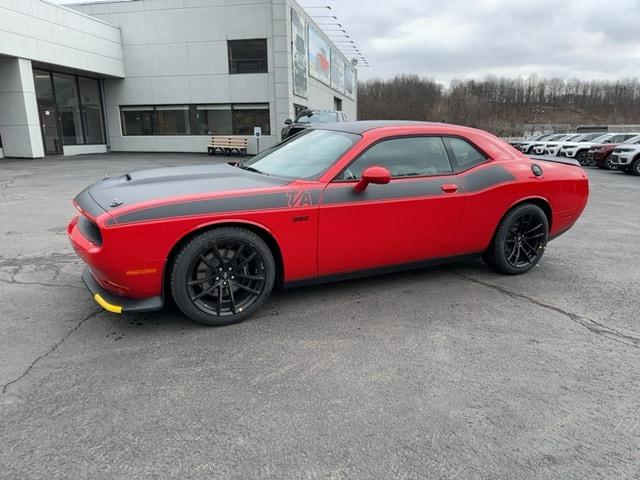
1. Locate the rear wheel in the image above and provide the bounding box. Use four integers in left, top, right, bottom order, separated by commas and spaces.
171, 227, 275, 326
483, 203, 549, 275
576, 150, 590, 166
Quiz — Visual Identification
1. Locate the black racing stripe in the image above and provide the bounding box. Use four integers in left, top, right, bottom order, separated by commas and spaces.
323, 178, 443, 205
74, 188, 106, 218
323, 165, 514, 205
112, 189, 323, 225
462, 165, 515, 192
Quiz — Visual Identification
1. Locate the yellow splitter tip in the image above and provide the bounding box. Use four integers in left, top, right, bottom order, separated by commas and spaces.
93, 293, 123, 314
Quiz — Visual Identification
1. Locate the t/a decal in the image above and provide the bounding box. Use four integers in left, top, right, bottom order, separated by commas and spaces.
286, 190, 313, 207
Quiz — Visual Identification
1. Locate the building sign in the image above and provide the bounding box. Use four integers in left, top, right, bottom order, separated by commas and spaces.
330, 49, 345, 94
345, 64, 356, 99
308, 24, 331, 85
291, 9, 308, 98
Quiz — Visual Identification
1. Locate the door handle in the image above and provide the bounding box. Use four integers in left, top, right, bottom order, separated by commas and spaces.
441, 183, 458, 193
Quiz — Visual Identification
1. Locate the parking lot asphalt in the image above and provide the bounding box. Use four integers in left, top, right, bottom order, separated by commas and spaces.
1, 153, 639, 479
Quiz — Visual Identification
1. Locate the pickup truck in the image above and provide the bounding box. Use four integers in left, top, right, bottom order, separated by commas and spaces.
281, 110, 348, 140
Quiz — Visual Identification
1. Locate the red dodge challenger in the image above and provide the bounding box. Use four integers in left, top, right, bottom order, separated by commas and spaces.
68, 121, 589, 325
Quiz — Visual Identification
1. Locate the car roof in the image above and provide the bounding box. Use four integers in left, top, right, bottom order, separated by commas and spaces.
314, 120, 447, 134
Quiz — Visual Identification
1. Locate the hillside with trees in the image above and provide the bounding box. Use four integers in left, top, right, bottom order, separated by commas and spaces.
357, 75, 640, 136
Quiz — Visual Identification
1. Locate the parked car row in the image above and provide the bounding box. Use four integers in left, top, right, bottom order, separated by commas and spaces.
510, 132, 640, 175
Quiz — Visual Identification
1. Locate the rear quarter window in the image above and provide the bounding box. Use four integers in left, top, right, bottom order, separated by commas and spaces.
443, 137, 487, 171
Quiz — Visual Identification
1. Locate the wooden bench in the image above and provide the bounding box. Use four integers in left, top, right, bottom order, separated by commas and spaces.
207, 136, 248, 156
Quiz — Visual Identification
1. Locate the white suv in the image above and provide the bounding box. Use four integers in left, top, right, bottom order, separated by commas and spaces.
517, 133, 558, 154
543, 133, 604, 156
609, 143, 640, 175
523, 134, 571, 155
559, 133, 635, 165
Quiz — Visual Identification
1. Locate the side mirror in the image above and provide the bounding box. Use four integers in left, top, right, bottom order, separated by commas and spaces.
354, 166, 391, 192
284, 118, 293, 125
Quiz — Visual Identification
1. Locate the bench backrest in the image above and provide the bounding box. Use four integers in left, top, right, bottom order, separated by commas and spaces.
209, 136, 248, 147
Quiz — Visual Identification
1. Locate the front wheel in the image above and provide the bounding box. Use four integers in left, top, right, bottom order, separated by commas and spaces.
603, 155, 616, 170
631, 158, 640, 176
483, 203, 549, 275
171, 227, 276, 326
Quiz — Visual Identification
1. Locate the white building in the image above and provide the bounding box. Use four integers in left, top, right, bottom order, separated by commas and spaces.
0, 0, 358, 159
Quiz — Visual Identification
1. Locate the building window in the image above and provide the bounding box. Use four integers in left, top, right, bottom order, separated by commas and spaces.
228, 39, 268, 74
53, 74, 83, 145
195, 105, 232, 135
232, 104, 270, 135
34, 70, 54, 103
155, 106, 191, 135
78, 77, 105, 144
121, 107, 155, 135
293, 103, 307, 118
334, 97, 342, 111
120, 104, 271, 136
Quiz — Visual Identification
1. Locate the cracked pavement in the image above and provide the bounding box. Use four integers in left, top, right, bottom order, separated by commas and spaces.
1, 154, 639, 479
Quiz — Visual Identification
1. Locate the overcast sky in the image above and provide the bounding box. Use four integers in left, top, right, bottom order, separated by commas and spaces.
305, 0, 640, 83
56, 0, 640, 84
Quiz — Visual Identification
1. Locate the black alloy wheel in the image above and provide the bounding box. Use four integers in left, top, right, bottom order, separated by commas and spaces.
576, 151, 591, 166
483, 203, 549, 275
632, 158, 640, 176
171, 227, 275, 326
503, 213, 547, 269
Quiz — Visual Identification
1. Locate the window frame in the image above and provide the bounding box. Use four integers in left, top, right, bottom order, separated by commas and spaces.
119, 103, 272, 136
332, 134, 491, 183
227, 39, 269, 75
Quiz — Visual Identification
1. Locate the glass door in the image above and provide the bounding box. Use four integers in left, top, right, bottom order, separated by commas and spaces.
38, 102, 62, 155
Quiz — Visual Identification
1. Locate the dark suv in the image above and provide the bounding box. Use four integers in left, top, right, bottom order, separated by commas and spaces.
281, 110, 348, 140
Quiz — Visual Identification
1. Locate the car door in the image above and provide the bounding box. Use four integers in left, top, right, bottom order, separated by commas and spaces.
317, 135, 467, 276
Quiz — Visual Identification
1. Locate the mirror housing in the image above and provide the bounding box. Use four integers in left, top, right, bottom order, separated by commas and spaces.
284, 118, 293, 125
354, 166, 391, 192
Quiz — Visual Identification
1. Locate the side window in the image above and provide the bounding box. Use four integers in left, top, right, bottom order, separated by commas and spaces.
444, 137, 487, 171
339, 137, 453, 180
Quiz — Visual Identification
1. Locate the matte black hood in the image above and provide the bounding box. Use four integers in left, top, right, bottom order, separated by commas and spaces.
78, 163, 290, 213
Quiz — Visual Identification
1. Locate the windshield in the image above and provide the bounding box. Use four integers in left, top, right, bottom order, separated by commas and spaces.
240, 129, 360, 179
623, 135, 640, 144
590, 134, 612, 143
579, 132, 607, 142
297, 111, 339, 124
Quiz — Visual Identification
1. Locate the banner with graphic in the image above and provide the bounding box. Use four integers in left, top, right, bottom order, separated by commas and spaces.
291, 9, 308, 98
330, 49, 346, 94
308, 24, 331, 85
345, 63, 356, 99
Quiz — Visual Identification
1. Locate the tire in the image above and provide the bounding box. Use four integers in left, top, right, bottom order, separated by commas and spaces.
483, 203, 549, 275
170, 227, 276, 326
603, 154, 616, 170
632, 158, 640, 176
576, 150, 590, 166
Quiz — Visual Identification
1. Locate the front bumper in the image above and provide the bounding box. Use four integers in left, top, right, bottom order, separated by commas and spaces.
83, 267, 163, 314
560, 149, 577, 158
544, 147, 561, 156
609, 154, 633, 166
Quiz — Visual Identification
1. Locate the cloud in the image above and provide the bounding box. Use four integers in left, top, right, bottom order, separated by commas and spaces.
324, 0, 640, 82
